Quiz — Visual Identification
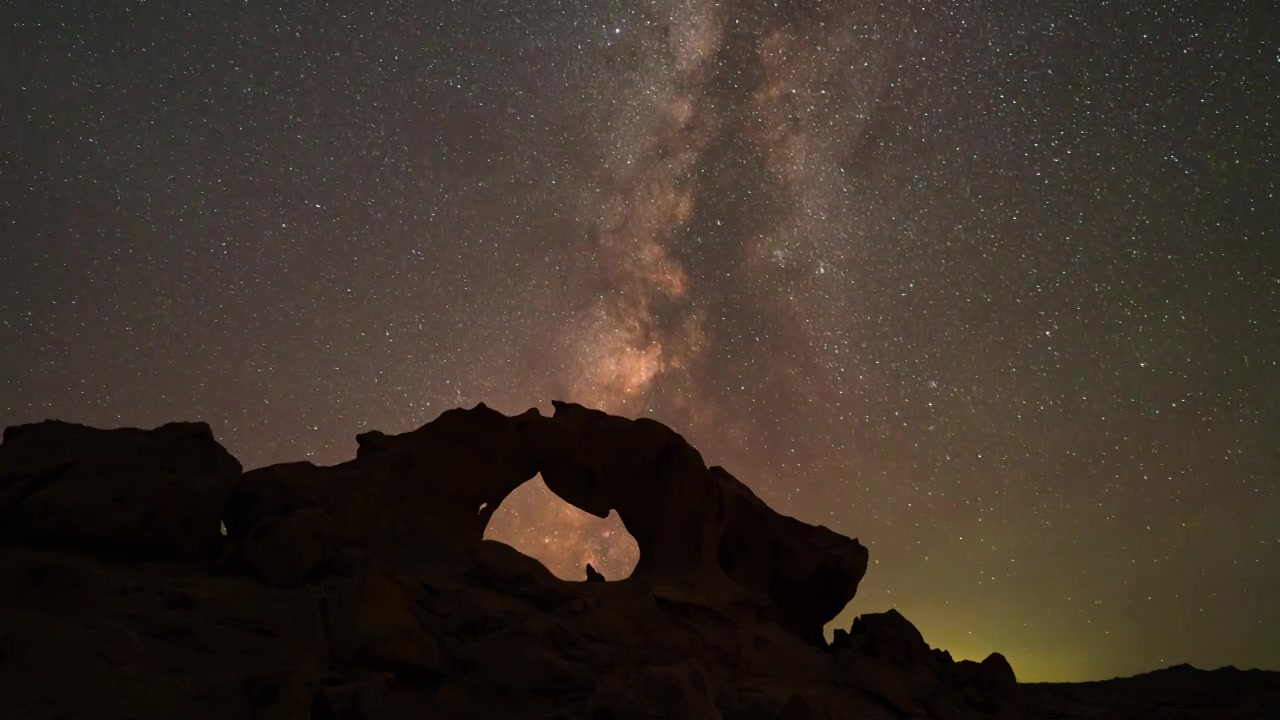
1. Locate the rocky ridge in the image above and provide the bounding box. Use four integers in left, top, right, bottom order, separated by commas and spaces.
0, 402, 1272, 719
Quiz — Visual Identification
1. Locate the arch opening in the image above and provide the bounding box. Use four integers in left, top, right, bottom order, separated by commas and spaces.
482, 473, 639, 581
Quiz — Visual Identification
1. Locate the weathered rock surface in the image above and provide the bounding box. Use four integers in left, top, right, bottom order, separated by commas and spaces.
0, 420, 241, 558
0, 404, 1272, 719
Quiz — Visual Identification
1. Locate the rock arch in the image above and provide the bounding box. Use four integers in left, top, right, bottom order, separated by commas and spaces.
221, 400, 869, 644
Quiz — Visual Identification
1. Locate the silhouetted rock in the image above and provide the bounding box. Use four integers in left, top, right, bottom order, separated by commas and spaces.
1019, 663, 1280, 719
843, 608, 932, 666
224, 401, 867, 642
0, 404, 1271, 719
0, 420, 240, 557
978, 653, 1017, 695
534, 402, 870, 644
826, 609, 1032, 719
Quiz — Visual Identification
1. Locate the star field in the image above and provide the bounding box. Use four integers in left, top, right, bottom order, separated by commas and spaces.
3, 0, 1276, 682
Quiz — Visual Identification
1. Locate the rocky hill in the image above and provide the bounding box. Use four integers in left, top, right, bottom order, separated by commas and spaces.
1018, 664, 1280, 720
0, 401, 1273, 719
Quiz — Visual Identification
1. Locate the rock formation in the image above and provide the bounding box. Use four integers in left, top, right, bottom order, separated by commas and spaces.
222, 401, 868, 645
0, 420, 241, 558
0, 402, 1273, 719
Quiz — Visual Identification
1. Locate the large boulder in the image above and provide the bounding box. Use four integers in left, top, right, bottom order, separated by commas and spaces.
834, 609, 932, 667
831, 610, 1026, 719
830, 610, 942, 715
0, 420, 241, 558
976, 653, 1017, 696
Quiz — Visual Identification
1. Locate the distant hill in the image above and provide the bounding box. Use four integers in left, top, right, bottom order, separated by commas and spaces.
1021, 663, 1280, 720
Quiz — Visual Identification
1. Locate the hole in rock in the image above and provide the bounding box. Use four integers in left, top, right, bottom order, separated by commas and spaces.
483, 474, 638, 581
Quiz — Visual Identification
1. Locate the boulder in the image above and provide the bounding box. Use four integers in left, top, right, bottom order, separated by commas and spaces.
0, 421, 241, 558
948, 653, 1020, 716
978, 653, 1017, 695
842, 609, 932, 668
831, 610, 951, 716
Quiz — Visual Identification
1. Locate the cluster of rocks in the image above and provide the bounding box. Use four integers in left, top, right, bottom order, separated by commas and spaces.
2, 401, 1248, 719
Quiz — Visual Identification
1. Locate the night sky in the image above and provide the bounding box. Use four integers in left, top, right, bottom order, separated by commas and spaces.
4, 0, 1276, 682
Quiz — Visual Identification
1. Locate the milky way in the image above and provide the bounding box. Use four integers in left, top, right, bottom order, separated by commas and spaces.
4, 0, 1276, 681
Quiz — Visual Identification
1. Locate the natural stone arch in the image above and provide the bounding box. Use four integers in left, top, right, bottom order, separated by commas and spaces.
222, 400, 868, 644
483, 473, 638, 582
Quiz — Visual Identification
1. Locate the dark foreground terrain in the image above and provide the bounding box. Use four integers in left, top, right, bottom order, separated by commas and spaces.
1020, 665, 1280, 719
0, 402, 1274, 719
